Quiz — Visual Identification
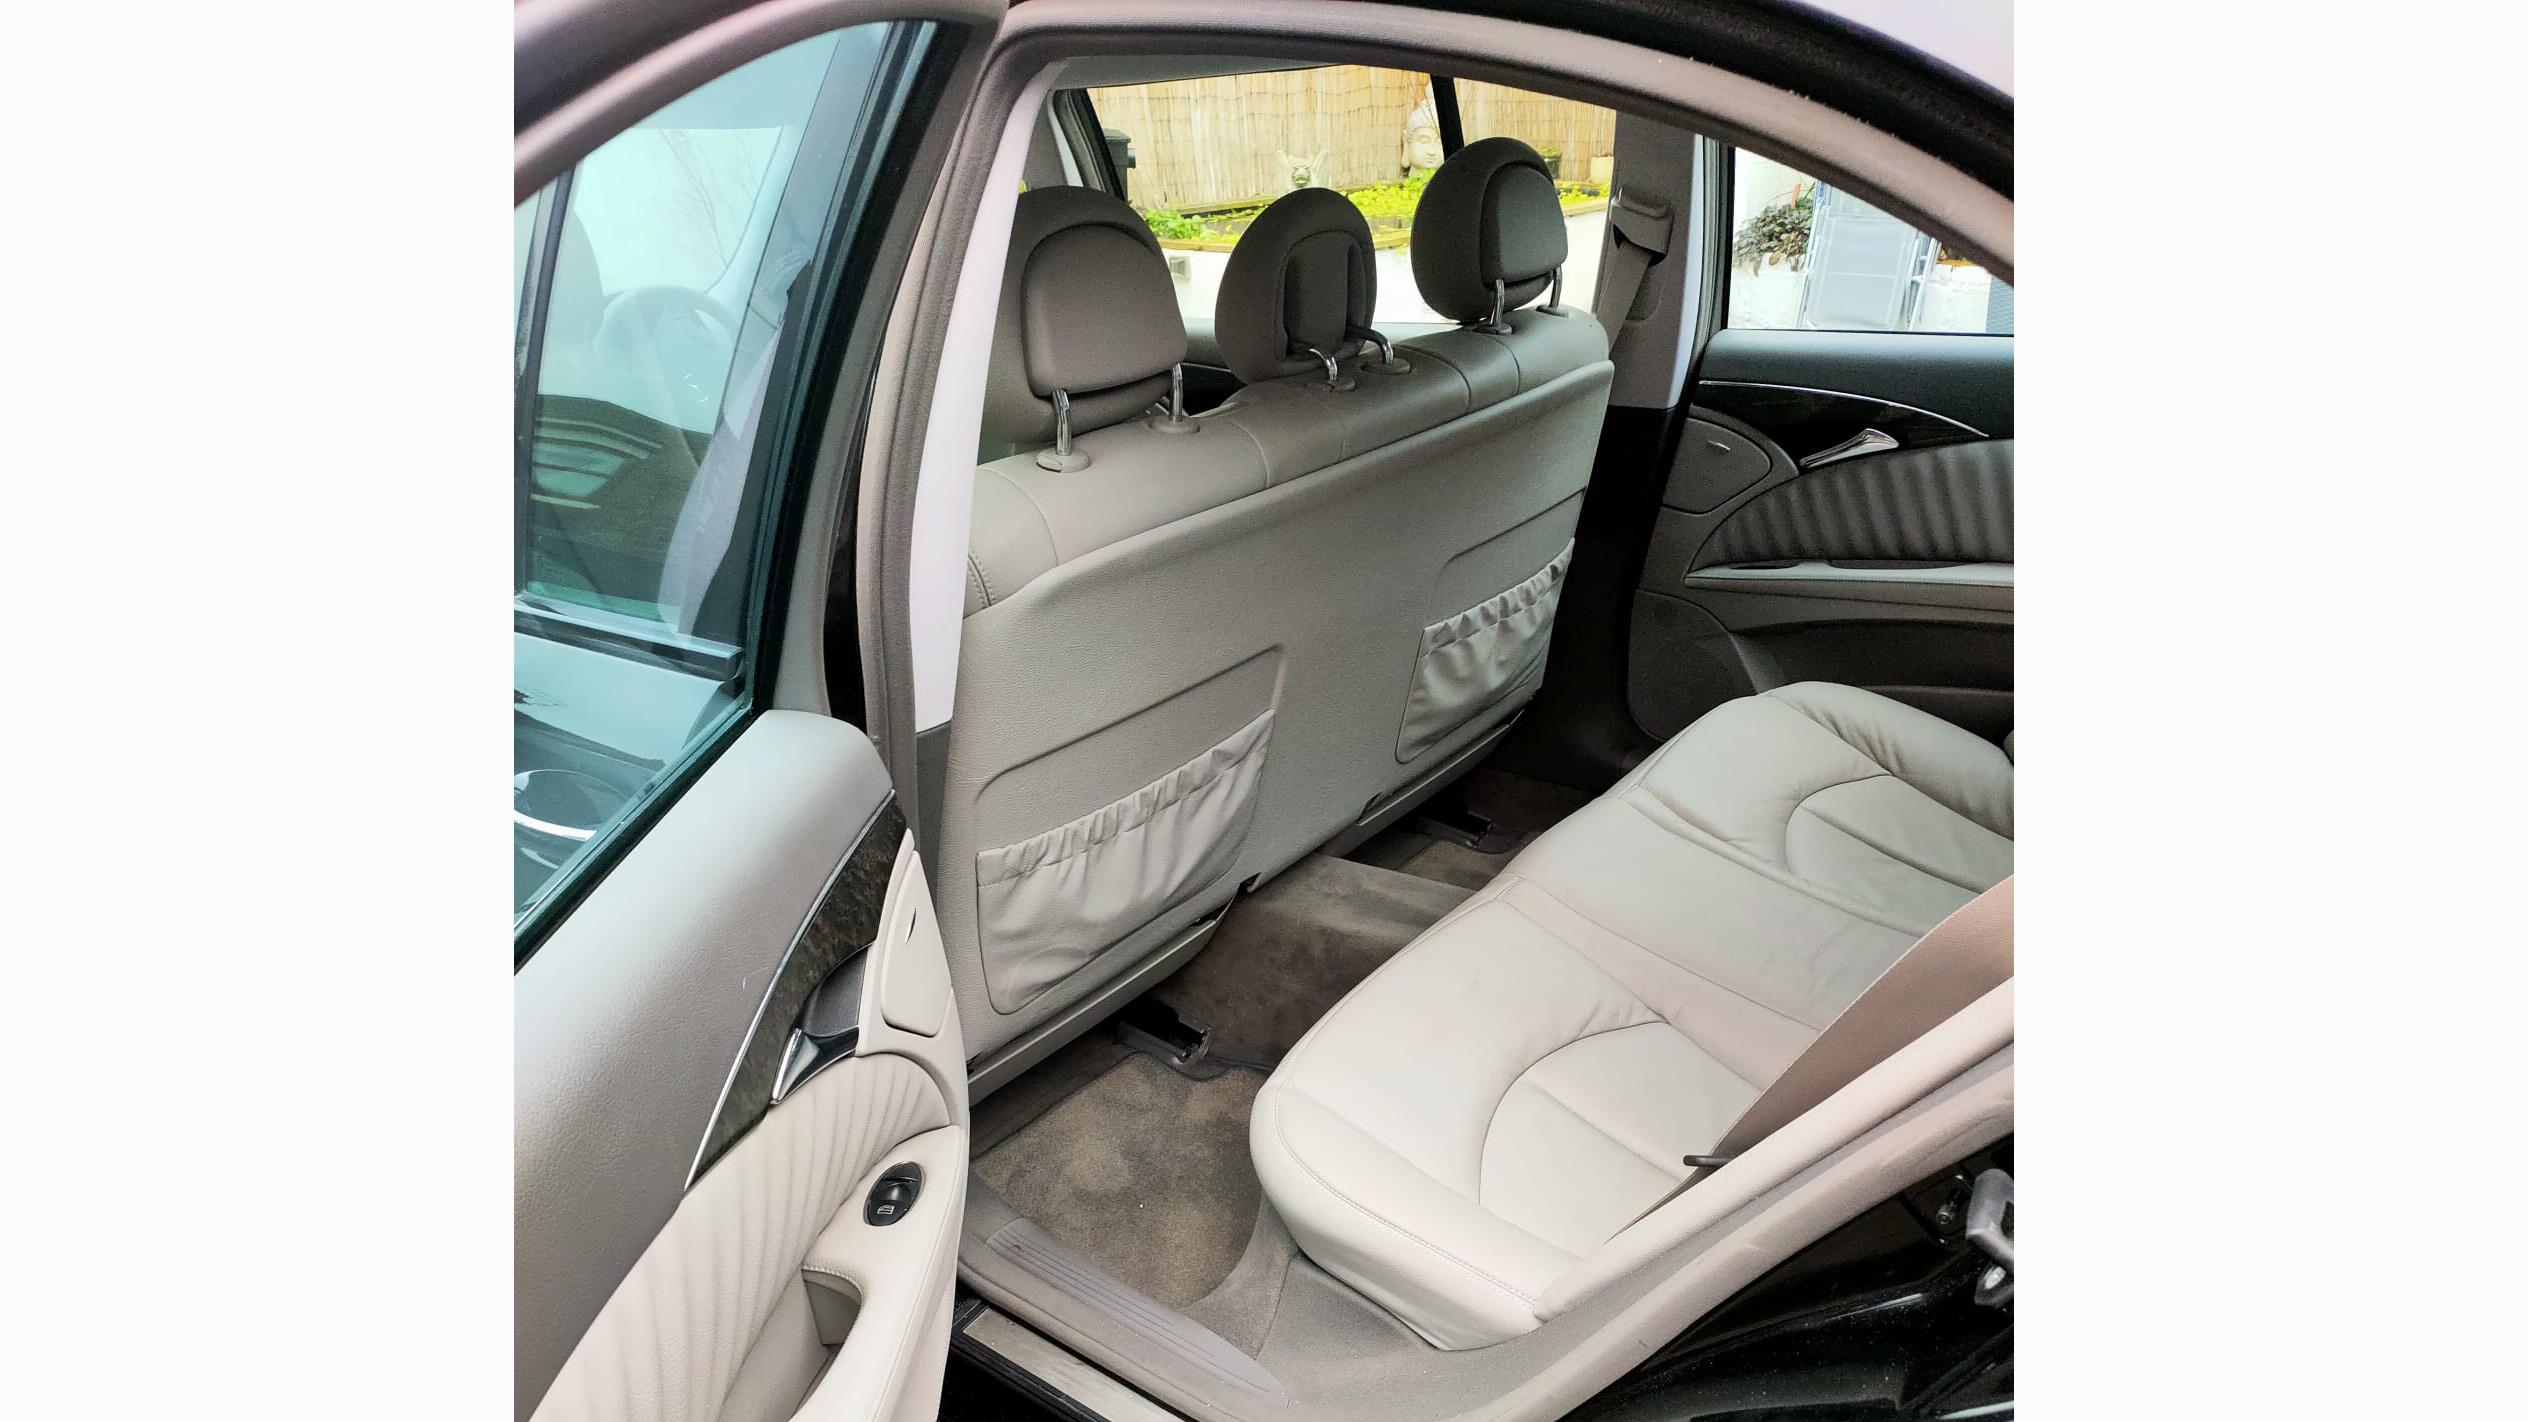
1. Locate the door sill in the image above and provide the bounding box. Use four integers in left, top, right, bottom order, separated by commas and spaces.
955, 1300, 1185, 1421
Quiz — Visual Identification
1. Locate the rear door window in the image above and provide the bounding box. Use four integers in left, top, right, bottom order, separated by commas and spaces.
1085, 68, 1616, 327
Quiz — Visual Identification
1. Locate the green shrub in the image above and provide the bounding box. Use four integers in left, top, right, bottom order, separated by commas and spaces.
1343, 171, 1431, 222
1146, 170, 1600, 246
1141, 208, 1209, 240
1732, 189, 1814, 270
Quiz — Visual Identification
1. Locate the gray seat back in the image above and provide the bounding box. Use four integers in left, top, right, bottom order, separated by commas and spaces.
941, 164, 1612, 1070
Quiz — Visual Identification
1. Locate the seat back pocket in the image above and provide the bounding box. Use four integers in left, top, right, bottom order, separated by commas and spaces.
977, 709, 1274, 1011
1397, 540, 1573, 761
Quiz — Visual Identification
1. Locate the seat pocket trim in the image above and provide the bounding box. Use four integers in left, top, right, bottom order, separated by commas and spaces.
976, 710, 1274, 1012
1397, 539, 1574, 761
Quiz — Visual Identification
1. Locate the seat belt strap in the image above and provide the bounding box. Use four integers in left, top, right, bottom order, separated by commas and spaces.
1596, 186, 1673, 328
1623, 876, 2015, 1230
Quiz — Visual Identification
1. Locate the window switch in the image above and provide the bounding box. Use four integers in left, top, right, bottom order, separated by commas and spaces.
864, 1162, 923, 1226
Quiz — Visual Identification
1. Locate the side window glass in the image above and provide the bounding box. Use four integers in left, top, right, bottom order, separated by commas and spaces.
1727, 151, 2014, 334
512, 26, 892, 928
1086, 69, 1615, 328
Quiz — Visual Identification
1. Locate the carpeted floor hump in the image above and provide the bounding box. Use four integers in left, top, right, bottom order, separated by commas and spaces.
973, 1054, 1266, 1309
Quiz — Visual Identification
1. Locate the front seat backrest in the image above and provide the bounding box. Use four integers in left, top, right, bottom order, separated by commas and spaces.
1372, 138, 1611, 760
948, 187, 1286, 1065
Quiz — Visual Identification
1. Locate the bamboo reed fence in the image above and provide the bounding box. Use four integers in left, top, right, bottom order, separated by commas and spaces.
1087, 68, 1616, 213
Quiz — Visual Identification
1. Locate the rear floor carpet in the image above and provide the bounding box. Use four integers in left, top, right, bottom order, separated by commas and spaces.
973, 1054, 1266, 1310
969, 1026, 1133, 1156
1152, 853, 1470, 1067
1349, 766, 1597, 892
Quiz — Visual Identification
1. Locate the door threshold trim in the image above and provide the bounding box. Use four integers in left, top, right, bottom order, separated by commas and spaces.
956, 1301, 1185, 1422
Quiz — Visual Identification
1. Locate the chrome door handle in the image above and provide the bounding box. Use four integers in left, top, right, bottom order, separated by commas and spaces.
1800, 427, 1899, 469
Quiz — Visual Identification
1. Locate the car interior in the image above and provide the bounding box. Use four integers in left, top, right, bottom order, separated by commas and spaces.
515, 8, 2012, 1422
940, 62, 2010, 1422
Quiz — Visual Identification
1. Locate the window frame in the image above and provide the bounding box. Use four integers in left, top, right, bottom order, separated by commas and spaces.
511, 20, 947, 962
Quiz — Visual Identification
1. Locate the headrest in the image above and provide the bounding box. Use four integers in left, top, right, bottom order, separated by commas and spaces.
1409, 137, 1569, 326
983, 187, 1188, 445
1214, 188, 1377, 384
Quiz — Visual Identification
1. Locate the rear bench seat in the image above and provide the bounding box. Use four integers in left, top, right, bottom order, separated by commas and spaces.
1249, 683, 2014, 1349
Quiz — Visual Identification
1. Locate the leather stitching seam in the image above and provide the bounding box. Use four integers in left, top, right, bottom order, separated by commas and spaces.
1500, 879, 1824, 1052
1766, 686, 2013, 836
1797, 799, 1993, 895
1612, 796, 1929, 940
1483, 1023, 1695, 1189
1778, 772, 1896, 864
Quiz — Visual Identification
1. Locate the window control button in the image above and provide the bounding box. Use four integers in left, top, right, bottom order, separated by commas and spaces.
864, 1162, 923, 1226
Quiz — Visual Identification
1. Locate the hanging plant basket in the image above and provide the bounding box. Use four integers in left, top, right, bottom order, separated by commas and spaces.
1732, 188, 1813, 272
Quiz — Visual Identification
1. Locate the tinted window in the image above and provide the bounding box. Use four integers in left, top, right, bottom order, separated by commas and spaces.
1086, 69, 1616, 328
1727, 150, 2013, 334
513, 27, 892, 925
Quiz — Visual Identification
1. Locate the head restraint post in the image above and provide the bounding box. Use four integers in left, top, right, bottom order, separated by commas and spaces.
1351, 325, 1410, 373
1035, 387, 1090, 471
1147, 363, 1197, 434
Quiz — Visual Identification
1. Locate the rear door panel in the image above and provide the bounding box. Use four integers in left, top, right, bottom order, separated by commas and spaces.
1631, 330, 2014, 742
515, 5, 997, 1418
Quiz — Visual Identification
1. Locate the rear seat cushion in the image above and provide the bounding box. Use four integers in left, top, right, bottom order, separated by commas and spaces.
1251, 683, 2012, 1349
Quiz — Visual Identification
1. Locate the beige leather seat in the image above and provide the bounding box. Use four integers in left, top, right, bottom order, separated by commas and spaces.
941, 160, 1615, 1072
1250, 683, 2014, 1349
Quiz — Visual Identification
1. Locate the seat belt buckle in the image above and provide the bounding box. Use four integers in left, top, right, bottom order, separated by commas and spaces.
1964, 1167, 2014, 1306
1680, 1153, 1734, 1169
